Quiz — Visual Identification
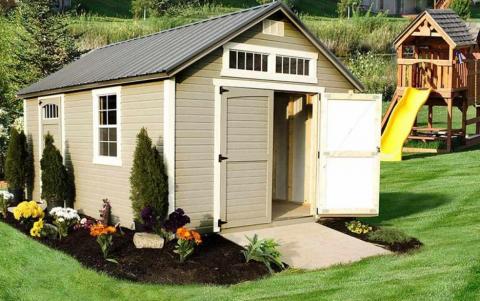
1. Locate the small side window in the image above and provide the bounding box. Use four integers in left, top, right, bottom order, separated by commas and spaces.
43, 104, 59, 120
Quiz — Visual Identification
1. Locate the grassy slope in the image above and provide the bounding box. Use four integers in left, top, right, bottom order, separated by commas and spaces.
2, 140, 480, 300
73, 0, 339, 18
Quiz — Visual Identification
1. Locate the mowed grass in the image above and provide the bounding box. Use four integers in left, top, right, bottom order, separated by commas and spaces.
2, 126, 480, 299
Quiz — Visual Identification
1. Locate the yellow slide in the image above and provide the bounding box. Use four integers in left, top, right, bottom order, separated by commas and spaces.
381, 87, 431, 162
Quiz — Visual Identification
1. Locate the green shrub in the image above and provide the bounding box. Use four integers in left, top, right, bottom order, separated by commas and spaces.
40, 134, 68, 208
130, 128, 168, 223
337, 0, 361, 18
367, 227, 412, 245
242, 234, 285, 274
4, 128, 29, 203
346, 52, 396, 101
450, 0, 471, 20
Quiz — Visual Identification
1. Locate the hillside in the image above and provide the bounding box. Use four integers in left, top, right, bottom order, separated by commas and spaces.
74, 0, 339, 18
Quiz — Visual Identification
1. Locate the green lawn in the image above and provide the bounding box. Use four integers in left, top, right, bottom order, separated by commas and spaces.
2, 141, 480, 299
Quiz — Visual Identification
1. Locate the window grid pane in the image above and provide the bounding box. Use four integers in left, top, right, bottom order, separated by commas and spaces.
275, 55, 311, 76
98, 94, 118, 158
229, 50, 268, 72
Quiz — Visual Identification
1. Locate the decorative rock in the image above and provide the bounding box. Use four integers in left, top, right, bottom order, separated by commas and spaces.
133, 232, 164, 249
7, 201, 47, 213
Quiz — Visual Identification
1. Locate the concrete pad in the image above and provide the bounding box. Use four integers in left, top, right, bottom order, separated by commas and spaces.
221, 222, 391, 270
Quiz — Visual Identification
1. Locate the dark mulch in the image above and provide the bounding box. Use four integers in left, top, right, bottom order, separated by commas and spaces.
320, 218, 423, 253
2, 214, 270, 285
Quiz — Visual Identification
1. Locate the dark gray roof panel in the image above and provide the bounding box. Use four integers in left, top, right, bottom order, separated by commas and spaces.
426, 9, 476, 46
18, 2, 280, 96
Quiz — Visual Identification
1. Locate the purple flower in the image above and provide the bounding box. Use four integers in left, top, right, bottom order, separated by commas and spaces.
163, 208, 190, 233
140, 206, 158, 231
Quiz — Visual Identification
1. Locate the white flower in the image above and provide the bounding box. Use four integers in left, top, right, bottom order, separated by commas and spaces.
49, 207, 80, 221
80, 218, 87, 225
0, 191, 14, 200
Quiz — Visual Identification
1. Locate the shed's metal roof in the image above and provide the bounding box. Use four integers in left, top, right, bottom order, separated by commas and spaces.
18, 1, 363, 97
394, 9, 477, 47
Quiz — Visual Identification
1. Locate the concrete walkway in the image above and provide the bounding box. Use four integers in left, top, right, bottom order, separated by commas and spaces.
221, 222, 391, 270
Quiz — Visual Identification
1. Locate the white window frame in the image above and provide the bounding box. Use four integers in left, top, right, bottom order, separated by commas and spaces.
92, 86, 122, 166
42, 103, 59, 120
222, 42, 318, 84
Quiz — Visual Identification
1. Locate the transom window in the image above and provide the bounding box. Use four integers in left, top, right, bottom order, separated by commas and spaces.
276, 56, 310, 76
222, 43, 318, 83
229, 50, 268, 72
98, 94, 118, 157
43, 104, 59, 119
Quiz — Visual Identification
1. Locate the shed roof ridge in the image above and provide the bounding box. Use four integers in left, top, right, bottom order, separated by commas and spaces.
94, 2, 279, 52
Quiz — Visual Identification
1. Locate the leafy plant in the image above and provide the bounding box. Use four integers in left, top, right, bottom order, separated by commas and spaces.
40, 134, 69, 209
5, 128, 29, 203
346, 220, 372, 234
98, 198, 111, 226
89, 223, 118, 263
49, 207, 80, 239
242, 234, 284, 274
163, 208, 190, 233
450, 0, 471, 20
174, 227, 202, 263
367, 227, 412, 245
130, 128, 168, 224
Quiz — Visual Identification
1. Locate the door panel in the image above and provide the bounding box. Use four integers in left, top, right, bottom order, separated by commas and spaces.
40, 98, 62, 154
220, 88, 273, 228
317, 93, 381, 216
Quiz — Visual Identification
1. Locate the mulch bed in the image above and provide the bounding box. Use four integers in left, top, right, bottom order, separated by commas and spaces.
2, 214, 270, 285
320, 218, 423, 253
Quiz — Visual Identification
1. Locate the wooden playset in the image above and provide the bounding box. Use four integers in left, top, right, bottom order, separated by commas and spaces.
382, 9, 480, 153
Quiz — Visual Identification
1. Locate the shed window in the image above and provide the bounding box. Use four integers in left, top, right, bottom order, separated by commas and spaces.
229, 50, 268, 72
43, 104, 59, 119
276, 56, 310, 76
98, 94, 118, 157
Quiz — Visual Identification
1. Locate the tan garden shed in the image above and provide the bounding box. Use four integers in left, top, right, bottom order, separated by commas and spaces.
18, 1, 381, 232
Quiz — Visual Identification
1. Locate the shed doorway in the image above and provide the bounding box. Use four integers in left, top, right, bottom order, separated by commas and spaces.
272, 92, 314, 221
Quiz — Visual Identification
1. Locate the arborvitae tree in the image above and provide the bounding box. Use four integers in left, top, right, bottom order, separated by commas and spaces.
451, 0, 471, 20
19, 0, 82, 78
4, 128, 28, 203
25, 135, 35, 200
130, 128, 168, 222
40, 134, 68, 208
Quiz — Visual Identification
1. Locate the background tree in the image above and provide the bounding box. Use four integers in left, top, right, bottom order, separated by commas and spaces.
130, 128, 168, 223
19, 0, 82, 77
4, 128, 29, 204
450, 0, 471, 20
40, 134, 68, 208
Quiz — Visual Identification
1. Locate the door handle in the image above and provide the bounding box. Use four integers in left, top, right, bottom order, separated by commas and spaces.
218, 154, 229, 162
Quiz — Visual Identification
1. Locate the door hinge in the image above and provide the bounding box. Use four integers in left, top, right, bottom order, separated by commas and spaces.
218, 154, 229, 162
218, 219, 227, 227
220, 87, 229, 94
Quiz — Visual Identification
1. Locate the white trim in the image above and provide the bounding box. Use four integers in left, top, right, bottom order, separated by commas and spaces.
163, 78, 176, 214
221, 42, 318, 84
23, 99, 27, 136
213, 85, 222, 232
61, 96, 65, 164
91, 86, 122, 167
212, 79, 325, 232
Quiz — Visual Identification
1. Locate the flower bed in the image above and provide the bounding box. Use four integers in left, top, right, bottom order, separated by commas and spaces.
2, 214, 271, 285
320, 218, 422, 253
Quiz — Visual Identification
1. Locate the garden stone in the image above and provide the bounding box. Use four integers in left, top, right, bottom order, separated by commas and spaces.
8, 201, 47, 213
133, 232, 164, 249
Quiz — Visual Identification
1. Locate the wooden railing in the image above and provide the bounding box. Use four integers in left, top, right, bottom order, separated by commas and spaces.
397, 59, 470, 91
434, 0, 452, 9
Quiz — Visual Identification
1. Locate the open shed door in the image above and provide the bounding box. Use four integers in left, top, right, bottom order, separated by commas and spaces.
317, 93, 381, 216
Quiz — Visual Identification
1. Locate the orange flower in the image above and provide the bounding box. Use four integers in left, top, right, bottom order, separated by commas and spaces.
192, 231, 202, 245
89, 223, 117, 237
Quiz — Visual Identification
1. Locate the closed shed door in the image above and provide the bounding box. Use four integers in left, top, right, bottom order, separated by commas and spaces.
40, 98, 62, 153
220, 88, 273, 228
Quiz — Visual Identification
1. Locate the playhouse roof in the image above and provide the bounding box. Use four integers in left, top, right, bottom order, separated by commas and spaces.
394, 9, 477, 48
18, 1, 363, 98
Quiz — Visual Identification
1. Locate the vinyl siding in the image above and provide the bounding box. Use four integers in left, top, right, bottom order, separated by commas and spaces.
175, 19, 356, 231
25, 81, 164, 226
25, 98, 41, 202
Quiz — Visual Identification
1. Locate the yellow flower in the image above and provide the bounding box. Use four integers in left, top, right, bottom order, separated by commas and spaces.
30, 219, 44, 237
